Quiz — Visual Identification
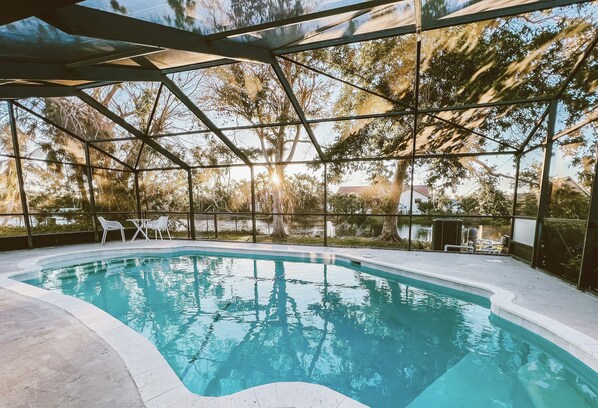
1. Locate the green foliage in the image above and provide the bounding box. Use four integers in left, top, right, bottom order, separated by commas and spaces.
94, 170, 135, 212
228, 0, 304, 31
416, 192, 457, 215
459, 195, 479, 214
0, 225, 27, 237
284, 173, 324, 214
472, 175, 512, 216
540, 222, 585, 283
546, 184, 590, 219
193, 168, 250, 213
141, 170, 189, 213
332, 215, 384, 238
421, 158, 468, 195
30, 221, 94, 235
328, 193, 373, 215
516, 194, 539, 217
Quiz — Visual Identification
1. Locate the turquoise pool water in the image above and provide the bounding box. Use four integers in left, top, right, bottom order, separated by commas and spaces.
23, 252, 598, 407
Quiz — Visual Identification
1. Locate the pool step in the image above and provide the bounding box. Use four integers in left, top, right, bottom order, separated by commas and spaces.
405, 353, 525, 408
517, 361, 594, 408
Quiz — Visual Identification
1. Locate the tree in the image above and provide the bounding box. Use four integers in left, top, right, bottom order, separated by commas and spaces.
15, 107, 91, 215
0, 107, 22, 227
37, 88, 141, 213
5, 82, 207, 229
457, 174, 511, 216
547, 183, 591, 219
181, 58, 330, 238
302, 4, 596, 241
284, 173, 324, 215
193, 168, 250, 213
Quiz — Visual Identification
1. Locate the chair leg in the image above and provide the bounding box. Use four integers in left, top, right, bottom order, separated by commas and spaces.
101, 229, 107, 245
159, 230, 163, 240
167, 229, 172, 240
155, 230, 158, 240
120, 228, 125, 243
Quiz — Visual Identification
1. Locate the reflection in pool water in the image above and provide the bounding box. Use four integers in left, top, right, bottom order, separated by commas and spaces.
25, 254, 598, 407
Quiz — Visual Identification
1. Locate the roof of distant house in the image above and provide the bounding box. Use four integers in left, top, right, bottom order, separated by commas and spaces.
336, 186, 368, 195
410, 185, 430, 198
551, 176, 590, 196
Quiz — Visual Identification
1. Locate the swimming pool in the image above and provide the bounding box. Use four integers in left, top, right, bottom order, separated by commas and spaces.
22, 252, 598, 407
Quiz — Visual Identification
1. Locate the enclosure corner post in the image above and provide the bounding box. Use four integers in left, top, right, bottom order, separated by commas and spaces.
408, 10, 422, 251
188, 169, 196, 240
84, 142, 99, 242
532, 100, 557, 268
251, 165, 257, 243
8, 102, 33, 248
578, 151, 598, 290
324, 162, 328, 247
509, 153, 521, 253
134, 170, 142, 219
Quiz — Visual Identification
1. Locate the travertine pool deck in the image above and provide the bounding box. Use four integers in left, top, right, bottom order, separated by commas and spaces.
0, 287, 143, 408
0, 240, 597, 407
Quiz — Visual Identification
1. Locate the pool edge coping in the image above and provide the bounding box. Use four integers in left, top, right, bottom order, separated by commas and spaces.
1, 241, 597, 407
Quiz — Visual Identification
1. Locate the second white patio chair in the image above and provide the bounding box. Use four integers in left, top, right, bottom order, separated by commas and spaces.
145, 215, 172, 240
97, 216, 125, 245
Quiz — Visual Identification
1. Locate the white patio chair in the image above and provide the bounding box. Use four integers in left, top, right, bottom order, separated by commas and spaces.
145, 215, 172, 240
97, 216, 125, 245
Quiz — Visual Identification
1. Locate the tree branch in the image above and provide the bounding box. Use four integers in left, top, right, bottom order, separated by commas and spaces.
553, 110, 598, 142
284, 125, 302, 162
469, 157, 515, 180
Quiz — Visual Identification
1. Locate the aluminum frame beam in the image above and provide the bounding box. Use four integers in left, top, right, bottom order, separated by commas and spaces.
0, 62, 163, 82
65, 46, 164, 69
578, 154, 598, 289
0, 0, 83, 26
519, 32, 598, 152
0, 86, 77, 99
281, 55, 516, 150
250, 166, 257, 243
532, 100, 558, 268
418, 97, 553, 113
408, 0, 423, 251
424, 0, 589, 32
509, 153, 522, 250
555, 34, 598, 98
77, 90, 191, 170
519, 106, 550, 153
134, 83, 164, 169
39, 5, 273, 64
207, 0, 400, 41
12, 101, 135, 171
187, 169, 196, 240
7, 102, 33, 248
274, 0, 590, 54
134, 172, 142, 219
83, 142, 99, 241
271, 59, 325, 161
161, 76, 253, 167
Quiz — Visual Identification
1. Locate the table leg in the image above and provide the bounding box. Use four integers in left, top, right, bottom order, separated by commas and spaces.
140, 222, 150, 241
131, 222, 142, 242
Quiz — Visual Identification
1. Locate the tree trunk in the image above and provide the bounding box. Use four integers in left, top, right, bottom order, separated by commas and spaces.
379, 160, 410, 241
271, 164, 287, 239
75, 169, 90, 211
1, 166, 21, 227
